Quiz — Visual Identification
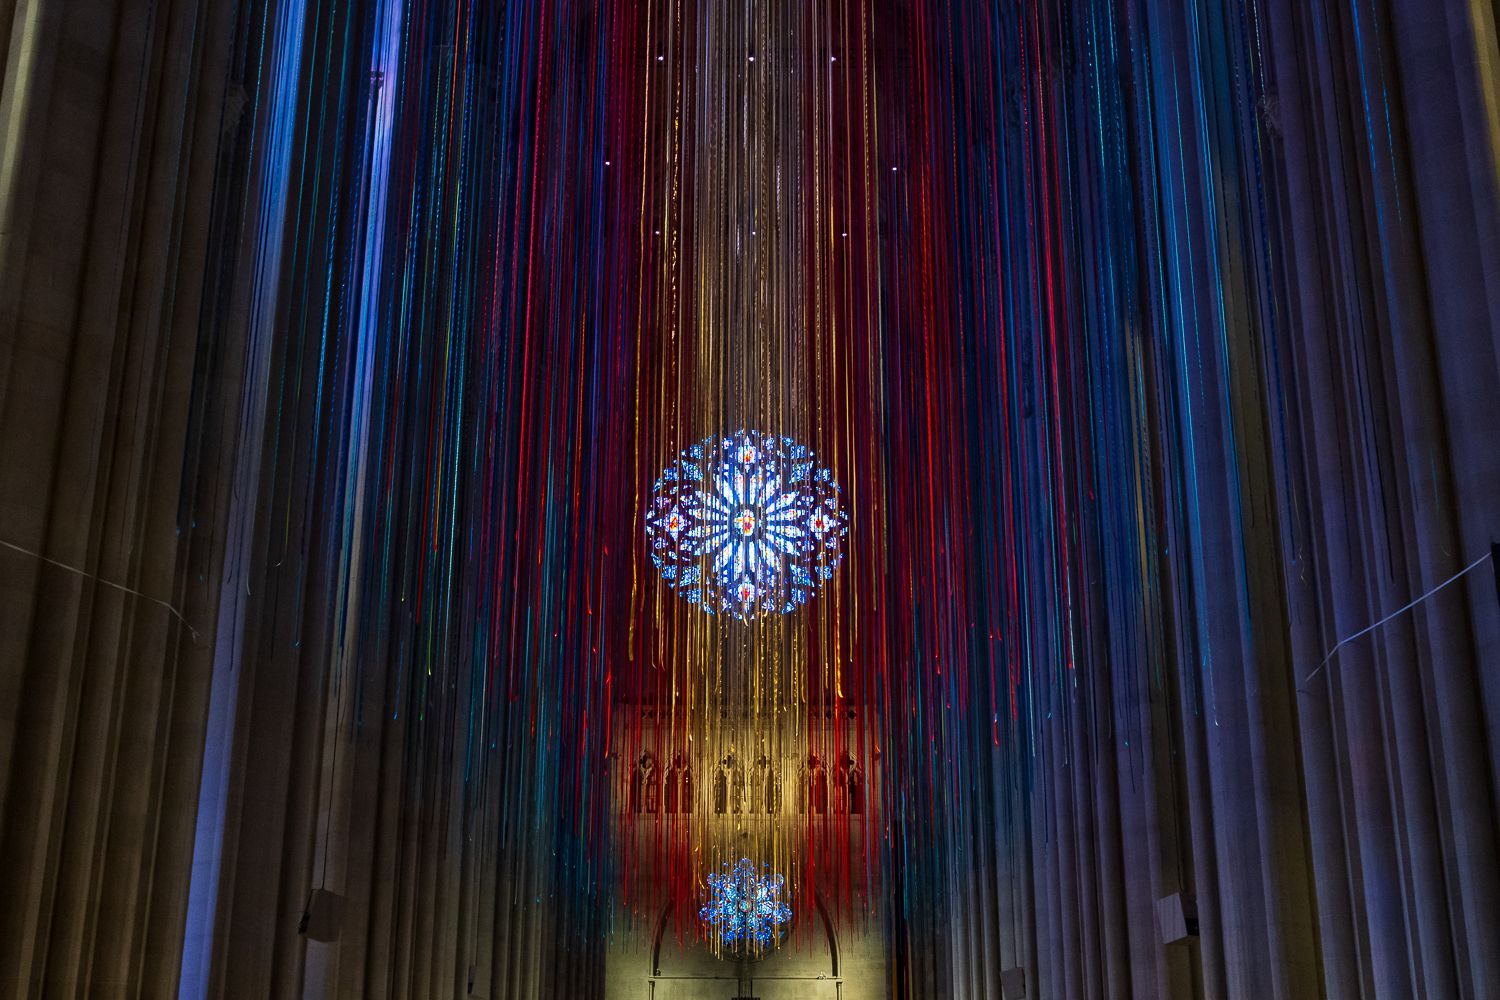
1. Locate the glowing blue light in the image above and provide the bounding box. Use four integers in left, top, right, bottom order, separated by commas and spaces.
698, 858, 793, 948
646, 430, 848, 619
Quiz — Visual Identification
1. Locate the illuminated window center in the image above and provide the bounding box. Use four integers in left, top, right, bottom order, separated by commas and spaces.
646, 431, 849, 620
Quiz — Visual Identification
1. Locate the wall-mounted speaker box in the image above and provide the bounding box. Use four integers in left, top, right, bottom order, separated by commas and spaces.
1156, 892, 1199, 944
298, 888, 344, 942
1001, 967, 1026, 998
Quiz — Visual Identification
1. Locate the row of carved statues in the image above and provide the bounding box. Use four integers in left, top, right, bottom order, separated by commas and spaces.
627, 752, 865, 815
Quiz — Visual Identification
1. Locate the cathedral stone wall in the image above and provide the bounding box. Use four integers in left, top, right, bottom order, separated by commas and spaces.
1, 0, 1498, 997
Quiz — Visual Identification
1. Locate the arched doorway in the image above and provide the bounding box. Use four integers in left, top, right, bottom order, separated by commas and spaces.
646, 892, 842, 1000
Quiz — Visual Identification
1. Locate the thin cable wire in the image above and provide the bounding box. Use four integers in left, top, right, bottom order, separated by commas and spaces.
0, 537, 200, 642
1299, 549, 1495, 692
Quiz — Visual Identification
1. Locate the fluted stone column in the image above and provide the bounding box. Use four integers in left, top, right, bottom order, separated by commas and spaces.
0, 0, 244, 995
